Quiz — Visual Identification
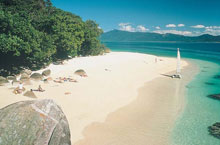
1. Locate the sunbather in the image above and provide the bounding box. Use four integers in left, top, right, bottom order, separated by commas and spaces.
13, 82, 25, 94
31, 85, 45, 92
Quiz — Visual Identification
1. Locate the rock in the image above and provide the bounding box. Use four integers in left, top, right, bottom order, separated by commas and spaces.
104, 48, 111, 53
207, 94, 220, 100
209, 122, 220, 139
74, 69, 87, 77
20, 73, 30, 81
6, 76, 16, 81
53, 60, 63, 65
21, 69, 32, 75
0, 76, 8, 85
205, 82, 215, 86
214, 75, 220, 79
42, 69, 51, 76
0, 99, 71, 145
30, 73, 43, 81
23, 91, 37, 98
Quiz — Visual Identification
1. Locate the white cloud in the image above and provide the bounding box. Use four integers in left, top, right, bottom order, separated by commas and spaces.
205, 26, 220, 29
118, 23, 135, 32
166, 24, 176, 28
153, 30, 192, 36
118, 23, 149, 32
178, 24, 185, 27
204, 27, 220, 36
136, 25, 149, 32
191, 25, 205, 28
155, 26, 160, 29
119, 23, 130, 27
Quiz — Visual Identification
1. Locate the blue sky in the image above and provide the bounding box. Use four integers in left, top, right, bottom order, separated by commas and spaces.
52, 0, 220, 36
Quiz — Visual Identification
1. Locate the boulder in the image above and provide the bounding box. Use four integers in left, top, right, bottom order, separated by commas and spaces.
207, 94, 220, 100
42, 69, 51, 76
0, 99, 71, 145
6, 76, 16, 81
21, 69, 32, 75
104, 48, 111, 53
0, 76, 8, 85
214, 75, 220, 79
30, 73, 43, 81
53, 60, 63, 65
20, 73, 30, 81
74, 69, 87, 77
209, 122, 220, 139
23, 91, 37, 98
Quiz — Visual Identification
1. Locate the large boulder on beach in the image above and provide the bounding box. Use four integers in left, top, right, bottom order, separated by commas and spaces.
207, 94, 220, 100
21, 69, 32, 75
0, 99, 71, 145
42, 69, 51, 76
30, 73, 43, 80
6, 76, 16, 81
104, 48, 111, 53
209, 122, 220, 139
20, 73, 30, 81
0, 76, 8, 85
74, 69, 87, 77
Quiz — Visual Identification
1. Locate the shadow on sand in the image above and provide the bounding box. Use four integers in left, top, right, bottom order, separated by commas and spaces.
160, 74, 173, 78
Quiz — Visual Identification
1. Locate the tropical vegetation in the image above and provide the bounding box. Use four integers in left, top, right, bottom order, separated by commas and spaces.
0, 0, 106, 76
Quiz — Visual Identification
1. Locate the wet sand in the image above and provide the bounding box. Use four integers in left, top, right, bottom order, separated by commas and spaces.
74, 61, 198, 145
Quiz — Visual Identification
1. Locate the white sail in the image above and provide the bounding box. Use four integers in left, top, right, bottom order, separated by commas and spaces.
176, 48, 181, 74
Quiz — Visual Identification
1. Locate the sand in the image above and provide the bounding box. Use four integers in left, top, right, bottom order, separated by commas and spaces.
74, 62, 198, 145
0, 52, 192, 144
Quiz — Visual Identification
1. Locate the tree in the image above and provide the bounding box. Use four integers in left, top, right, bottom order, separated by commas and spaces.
80, 20, 103, 56
0, 0, 106, 76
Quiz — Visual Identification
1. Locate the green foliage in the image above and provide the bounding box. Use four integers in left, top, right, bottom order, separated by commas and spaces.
0, 0, 106, 76
80, 20, 104, 56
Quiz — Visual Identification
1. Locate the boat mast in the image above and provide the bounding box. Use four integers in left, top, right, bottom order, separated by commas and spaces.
176, 48, 181, 75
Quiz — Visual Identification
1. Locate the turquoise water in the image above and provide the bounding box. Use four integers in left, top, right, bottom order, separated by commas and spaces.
103, 42, 220, 145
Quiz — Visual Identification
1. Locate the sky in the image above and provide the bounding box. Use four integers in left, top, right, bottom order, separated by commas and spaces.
52, 0, 220, 36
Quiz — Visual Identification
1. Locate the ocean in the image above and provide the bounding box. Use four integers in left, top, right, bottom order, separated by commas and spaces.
103, 42, 220, 145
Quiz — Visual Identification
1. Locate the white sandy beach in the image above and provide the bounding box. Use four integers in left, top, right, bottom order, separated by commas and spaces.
0, 52, 189, 144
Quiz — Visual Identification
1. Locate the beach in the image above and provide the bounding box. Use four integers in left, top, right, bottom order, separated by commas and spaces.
0, 52, 193, 144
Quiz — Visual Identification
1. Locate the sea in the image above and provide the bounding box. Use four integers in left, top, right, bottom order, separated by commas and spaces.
103, 42, 220, 145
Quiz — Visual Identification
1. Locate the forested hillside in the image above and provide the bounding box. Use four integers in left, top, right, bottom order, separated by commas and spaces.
100, 30, 220, 42
0, 0, 106, 76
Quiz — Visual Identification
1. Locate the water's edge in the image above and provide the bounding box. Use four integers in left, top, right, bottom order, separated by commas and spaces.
171, 59, 220, 145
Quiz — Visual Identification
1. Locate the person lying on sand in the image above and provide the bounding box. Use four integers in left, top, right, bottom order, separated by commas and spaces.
53, 77, 77, 83
31, 85, 45, 92
68, 78, 78, 82
54, 77, 64, 83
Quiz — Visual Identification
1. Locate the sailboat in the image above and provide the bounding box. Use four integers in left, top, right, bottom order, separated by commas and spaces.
172, 48, 182, 79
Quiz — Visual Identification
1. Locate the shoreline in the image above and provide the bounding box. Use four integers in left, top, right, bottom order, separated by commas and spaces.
73, 60, 198, 145
0, 52, 191, 144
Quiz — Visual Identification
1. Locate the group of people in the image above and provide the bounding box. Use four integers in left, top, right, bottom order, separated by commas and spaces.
13, 82, 45, 94
13, 76, 77, 95
53, 77, 78, 83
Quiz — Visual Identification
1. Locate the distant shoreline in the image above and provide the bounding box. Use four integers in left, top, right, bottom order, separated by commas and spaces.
102, 41, 220, 43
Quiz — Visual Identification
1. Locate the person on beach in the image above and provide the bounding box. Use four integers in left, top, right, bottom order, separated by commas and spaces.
31, 85, 45, 92
13, 82, 25, 94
